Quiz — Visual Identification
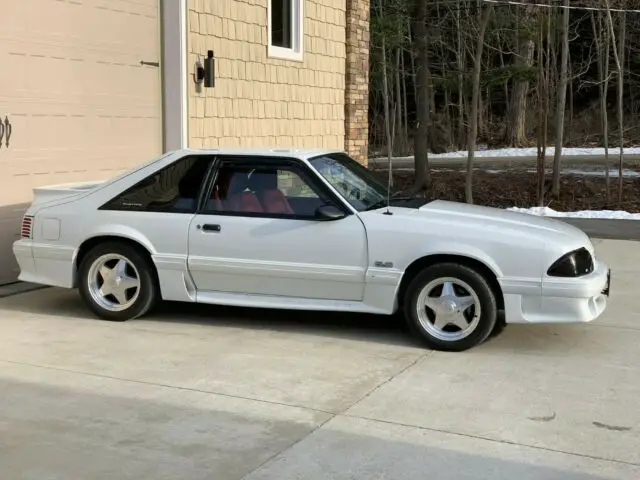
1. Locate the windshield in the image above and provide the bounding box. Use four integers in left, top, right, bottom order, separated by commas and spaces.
309, 153, 397, 211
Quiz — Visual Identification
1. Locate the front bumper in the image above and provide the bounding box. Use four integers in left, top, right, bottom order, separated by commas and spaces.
504, 260, 610, 324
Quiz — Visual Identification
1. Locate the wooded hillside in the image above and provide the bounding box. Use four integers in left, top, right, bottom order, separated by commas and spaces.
368, 0, 640, 203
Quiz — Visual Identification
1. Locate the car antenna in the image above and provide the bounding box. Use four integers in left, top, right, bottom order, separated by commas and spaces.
383, 151, 393, 215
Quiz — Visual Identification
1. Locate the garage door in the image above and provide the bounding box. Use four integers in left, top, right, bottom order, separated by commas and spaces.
0, 0, 163, 285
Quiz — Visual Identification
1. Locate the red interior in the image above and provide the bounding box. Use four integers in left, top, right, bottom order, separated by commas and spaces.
211, 168, 293, 214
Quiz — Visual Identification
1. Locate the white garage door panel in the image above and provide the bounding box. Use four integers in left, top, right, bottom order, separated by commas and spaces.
0, 0, 162, 284
0, 0, 162, 202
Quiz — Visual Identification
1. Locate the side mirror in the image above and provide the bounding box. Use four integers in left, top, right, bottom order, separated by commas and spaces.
315, 205, 346, 221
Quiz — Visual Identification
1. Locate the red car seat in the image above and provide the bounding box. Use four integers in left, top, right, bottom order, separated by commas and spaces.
223, 170, 264, 213
249, 170, 294, 214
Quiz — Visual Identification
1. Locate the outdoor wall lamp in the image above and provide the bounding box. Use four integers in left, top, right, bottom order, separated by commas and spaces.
194, 50, 216, 88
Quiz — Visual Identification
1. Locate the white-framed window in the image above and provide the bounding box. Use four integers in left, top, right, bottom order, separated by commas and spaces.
267, 0, 304, 61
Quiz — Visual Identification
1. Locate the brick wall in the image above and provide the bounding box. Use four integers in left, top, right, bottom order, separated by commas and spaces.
187, 0, 346, 149
344, 0, 370, 165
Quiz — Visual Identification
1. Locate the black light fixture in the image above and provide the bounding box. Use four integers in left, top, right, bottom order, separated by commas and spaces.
194, 50, 216, 88
204, 50, 215, 88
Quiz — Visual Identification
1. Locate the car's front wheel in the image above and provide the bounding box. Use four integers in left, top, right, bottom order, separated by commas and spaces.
404, 263, 498, 352
78, 242, 158, 321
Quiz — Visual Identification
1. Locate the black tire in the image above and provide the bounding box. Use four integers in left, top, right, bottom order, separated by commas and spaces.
403, 263, 498, 352
78, 241, 158, 321
489, 314, 507, 339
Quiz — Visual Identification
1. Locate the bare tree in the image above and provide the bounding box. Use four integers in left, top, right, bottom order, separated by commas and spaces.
400, 48, 409, 154
394, 47, 404, 154
381, 35, 394, 187
551, 0, 570, 197
456, 0, 466, 146
364, 0, 640, 211
616, 9, 627, 205
591, 9, 611, 204
466, 3, 493, 204
412, 0, 431, 193
505, 5, 536, 147
603, 0, 625, 206
536, 3, 551, 206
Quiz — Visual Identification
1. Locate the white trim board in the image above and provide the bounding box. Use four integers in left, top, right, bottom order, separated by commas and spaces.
267, 0, 304, 62
161, 0, 188, 151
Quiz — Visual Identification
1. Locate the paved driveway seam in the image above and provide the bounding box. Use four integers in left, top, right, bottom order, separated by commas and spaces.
239, 350, 434, 479
340, 414, 640, 468
0, 357, 335, 416
342, 350, 435, 411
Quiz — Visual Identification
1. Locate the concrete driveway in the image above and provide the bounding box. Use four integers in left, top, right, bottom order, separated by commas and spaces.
0, 239, 639, 480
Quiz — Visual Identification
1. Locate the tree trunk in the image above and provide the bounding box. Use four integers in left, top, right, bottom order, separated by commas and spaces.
536, 6, 550, 207
551, 0, 570, 196
444, 88, 452, 149
505, 6, 535, 147
407, 19, 418, 111
568, 60, 574, 128
604, 3, 626, 206
381, 36, 393, 188
401, 49, 409, 155
440, 21, 453, 149
592, 10, 611, 204
412, 0, 430, 192
617, 12, 626, 205
394, 47, 404, 155
456, 0, 465, 148
465, 4, 493, 204
500, 49, 509, 116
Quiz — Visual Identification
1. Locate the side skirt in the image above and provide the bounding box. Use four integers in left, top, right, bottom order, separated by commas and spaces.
157, 262, 400, 315
195, 290, 391, 315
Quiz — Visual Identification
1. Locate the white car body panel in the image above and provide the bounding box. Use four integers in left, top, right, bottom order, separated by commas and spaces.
187, 213, 368, 301
13, 147, 610, 325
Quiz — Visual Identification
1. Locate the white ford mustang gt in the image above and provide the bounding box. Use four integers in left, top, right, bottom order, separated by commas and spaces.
13, 148, 611, 351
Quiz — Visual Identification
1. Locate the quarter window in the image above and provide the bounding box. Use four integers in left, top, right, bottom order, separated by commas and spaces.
204, 163, 333, 218
268, 0, 303, 61
101, 156, 211, 213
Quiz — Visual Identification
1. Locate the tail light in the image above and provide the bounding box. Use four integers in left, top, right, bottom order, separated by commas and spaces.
21, 215, 34, 239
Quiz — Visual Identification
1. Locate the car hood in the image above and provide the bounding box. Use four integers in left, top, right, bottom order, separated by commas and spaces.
397, 200, 591, 250
359, 200, 595, 280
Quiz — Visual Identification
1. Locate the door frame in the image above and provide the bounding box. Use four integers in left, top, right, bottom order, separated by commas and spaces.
160, 0, 189, 152
199, 155, 353, 220
186, 155, 369, 300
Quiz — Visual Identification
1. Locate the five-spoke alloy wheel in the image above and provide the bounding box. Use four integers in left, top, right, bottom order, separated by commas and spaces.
404, 263, 498, 351
78, 242, 158, 321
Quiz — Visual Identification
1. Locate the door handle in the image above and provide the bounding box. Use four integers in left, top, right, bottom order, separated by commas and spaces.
4, 116, 11, 148
201, 224, 221, 233
0, 119, 4, 148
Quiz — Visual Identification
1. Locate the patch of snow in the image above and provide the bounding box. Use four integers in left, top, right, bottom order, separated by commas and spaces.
562, 168, 640, 178
417, 167, 640, 177
508, 206, 640, 220
431, 147, 640, 159
489, 168, 640, 177
382, 146, 640, 162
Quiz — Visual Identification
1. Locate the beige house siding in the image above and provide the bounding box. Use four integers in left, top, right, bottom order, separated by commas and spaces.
187, 0, 347, 150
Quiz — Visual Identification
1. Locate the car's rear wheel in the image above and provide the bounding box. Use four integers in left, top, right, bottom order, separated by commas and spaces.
403, 263, 498, 352
78, 242, 158, 321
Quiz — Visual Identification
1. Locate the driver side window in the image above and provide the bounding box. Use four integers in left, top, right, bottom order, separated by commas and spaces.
203, 161, 337, 218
